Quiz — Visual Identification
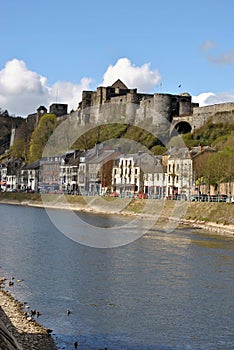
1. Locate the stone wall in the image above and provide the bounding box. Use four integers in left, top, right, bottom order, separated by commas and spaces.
192, 102, 234, 127
79, 80, 195, 128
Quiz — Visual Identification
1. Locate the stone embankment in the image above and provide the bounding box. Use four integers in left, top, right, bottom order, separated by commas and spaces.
0, 278, 57, 350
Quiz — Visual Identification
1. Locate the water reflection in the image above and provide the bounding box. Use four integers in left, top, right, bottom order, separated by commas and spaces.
0, 204, 233, 350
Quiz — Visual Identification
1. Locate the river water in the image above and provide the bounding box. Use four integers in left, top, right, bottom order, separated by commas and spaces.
0, 203, 233, 350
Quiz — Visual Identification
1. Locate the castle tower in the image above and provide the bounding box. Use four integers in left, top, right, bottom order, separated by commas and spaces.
36, 106, 47, 126
10, 127, 16, 147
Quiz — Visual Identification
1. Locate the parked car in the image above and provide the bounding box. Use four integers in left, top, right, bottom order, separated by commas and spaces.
109, 192, 118, 197
200, 194, 209, 202
7, 188, 17, 192
218, 194, 228, 202
138, 193, 148, 199
174, 194, 187, 201
210, 195, 218, 202
226, 196, 234, 203
190, 194, 200, 201
210, 194, 228, 202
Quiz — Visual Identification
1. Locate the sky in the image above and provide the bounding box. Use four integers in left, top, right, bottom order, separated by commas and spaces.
1, 0, 234, 116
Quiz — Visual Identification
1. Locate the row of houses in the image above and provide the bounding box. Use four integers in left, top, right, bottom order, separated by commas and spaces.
0, 145, 222, 199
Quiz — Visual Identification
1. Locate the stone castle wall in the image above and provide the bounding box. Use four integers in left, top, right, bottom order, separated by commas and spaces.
79, 80, 195, 128
9, 82, 233, 150
184, 102, 234, 130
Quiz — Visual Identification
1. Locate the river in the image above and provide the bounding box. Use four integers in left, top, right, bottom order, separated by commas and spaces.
0, 203, 233, 350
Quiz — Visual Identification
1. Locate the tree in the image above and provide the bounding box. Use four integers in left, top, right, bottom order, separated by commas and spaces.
29, 114, 58, 162
218, 146, 234, 195
193, 151, 213, 192
205, 150, 230, 193
10, 139, 28, 159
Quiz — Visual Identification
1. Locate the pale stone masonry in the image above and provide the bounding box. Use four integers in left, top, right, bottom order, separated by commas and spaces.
77, 80, 197, 134
8, 79, 234, 154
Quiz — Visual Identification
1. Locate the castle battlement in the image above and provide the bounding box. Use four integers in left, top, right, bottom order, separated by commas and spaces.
77, 80, 197, 128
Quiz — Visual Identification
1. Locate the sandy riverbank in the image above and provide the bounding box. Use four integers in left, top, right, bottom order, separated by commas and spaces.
0, 278, 57, 350
0, 193, 234, 236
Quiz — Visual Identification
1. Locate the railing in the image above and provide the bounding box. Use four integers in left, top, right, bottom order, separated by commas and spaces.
190, 195, 231, 203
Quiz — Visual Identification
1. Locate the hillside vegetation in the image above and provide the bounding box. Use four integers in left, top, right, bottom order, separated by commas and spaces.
182, 119, 234, 150
0, 111, 234, 163
72, 124, 164, 154
0, 110, 25, 156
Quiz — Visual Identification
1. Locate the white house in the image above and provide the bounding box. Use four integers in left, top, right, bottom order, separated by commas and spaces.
164, 148, 193, 199
112, 154, 142, 195
143, 157, 166, 197
6, 175, 18, 191
112, 152, 165, 196
20, 161, 40, 192
60, 156, 80, 193
0, 164, 7, 191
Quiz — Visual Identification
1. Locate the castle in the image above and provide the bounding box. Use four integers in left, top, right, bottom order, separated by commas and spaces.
9, 79, 234, 149
77, 79, 198, 133
75, 79, 234, 134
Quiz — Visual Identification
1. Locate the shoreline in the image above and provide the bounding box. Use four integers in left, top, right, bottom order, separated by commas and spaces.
0, 278, 57, 350
0, 197, 234, 236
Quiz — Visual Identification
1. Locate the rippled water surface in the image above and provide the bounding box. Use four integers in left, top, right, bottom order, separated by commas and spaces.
0, 204, 233, 350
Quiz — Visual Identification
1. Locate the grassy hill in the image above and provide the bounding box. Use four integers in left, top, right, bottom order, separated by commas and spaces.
0, 110, 234, 162
182, 119, 234, 150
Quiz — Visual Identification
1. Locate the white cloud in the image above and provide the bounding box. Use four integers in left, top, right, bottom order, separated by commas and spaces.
200, 40, 234, 65
1, 58, 234, 117
0, 59, 92, 116
192, 92, 215, 106
49, 77, 93, 112
207, 50, 234, 65
102, 58, 161, 92
0, 57, 160, 117
192, 92, 234, 106
0, 59, 49, 116
200, 40, 217, 51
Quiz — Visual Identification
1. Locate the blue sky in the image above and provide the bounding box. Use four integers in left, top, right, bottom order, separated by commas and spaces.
1, 0, 234, 116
